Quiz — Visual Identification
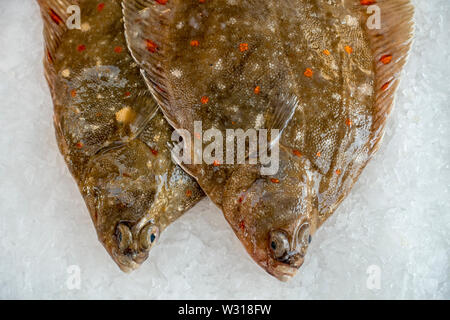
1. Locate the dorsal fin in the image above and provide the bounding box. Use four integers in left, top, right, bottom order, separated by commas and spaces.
355, 0, 414, 154
122, 0, 178, 128
37, 0, 79, 91
38, 0, 158, 141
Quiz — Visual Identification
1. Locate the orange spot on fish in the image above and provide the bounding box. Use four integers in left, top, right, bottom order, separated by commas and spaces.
213, 160, 220, 167
190, 40, 200, 47
239, 220, 245, 231
70, 89, 77, 98
360, 0, 377, 5
271, 178, 280, 184
145, 39, 158, 53
335, 169, 342, 175
97, 3, 105, 12
155, 0, 168, 4
254, 86, 261, 94
155, 84, 165, 93
46, 50, 53, 64
186, 190, 192, 197
381, 81, 391, 91
150, 149, 158, 156
195, 133, 201, 140
304, 68, 313, 78
201, 96, 209, 104
380, 54, 393, 65
49, 9, 63, 25
114, 46, 123, 53
124, 91, 131, 97
345, 118, 353, 127
77, 44, 86, 52
239, 43, 249, 52
293, 150, 302, 157
323, 49, 330, 56
76, 142, 83, 149
345, 46, 353, 54
316, 151, 321, 157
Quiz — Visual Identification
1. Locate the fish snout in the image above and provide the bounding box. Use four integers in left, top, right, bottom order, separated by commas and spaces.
268, 222, 312, 280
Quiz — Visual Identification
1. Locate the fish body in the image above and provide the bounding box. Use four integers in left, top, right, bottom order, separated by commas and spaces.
124, 0, 414, 280
38, 0, 203, 272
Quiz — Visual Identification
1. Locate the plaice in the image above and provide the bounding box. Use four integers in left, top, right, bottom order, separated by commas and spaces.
37, 0, 204, 272
124, 0, 414, 281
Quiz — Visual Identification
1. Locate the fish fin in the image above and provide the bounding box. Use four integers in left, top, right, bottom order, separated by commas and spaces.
266, 93, 298, 145
122, 0, 178, 128
356, 0, 414, 154
37, 0, 79, 91
240, 93, 298, 161
128, 90, 159, 140
245, 92, 299, 162
38, 0, 156, 141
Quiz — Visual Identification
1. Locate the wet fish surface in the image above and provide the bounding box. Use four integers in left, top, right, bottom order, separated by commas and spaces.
38, 0, 204, 272
124, 0, 414, 280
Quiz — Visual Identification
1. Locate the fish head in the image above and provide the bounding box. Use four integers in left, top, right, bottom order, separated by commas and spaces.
83, 141, 162, 272
107, 220, 160, 273
223, 149, 315, 281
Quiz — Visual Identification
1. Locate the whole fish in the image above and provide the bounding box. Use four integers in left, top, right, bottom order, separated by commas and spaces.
124, 0, 414, 280
37, 0, 203, 272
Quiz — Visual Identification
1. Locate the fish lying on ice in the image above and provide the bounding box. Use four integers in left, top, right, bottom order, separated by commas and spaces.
124, 0, 414, 280
37, 0, 203, 272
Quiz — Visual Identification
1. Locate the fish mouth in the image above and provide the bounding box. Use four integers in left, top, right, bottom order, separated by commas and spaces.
110, 246, 150, 273
269, 251, 305, 281
271, 261, 303, 282
272, 265, 300, 282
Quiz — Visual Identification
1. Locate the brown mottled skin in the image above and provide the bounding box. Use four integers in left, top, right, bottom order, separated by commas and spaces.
124, 0, 413, 280
38, 0, 203, 272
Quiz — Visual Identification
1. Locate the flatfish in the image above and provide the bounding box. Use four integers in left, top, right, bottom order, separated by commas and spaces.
37, 0, 204, 272
124, 0, 413, 280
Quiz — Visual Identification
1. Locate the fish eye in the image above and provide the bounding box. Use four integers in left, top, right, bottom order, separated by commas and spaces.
269, 230, 290, 260
116, 223, 132, 252
139, 223, 159, 250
